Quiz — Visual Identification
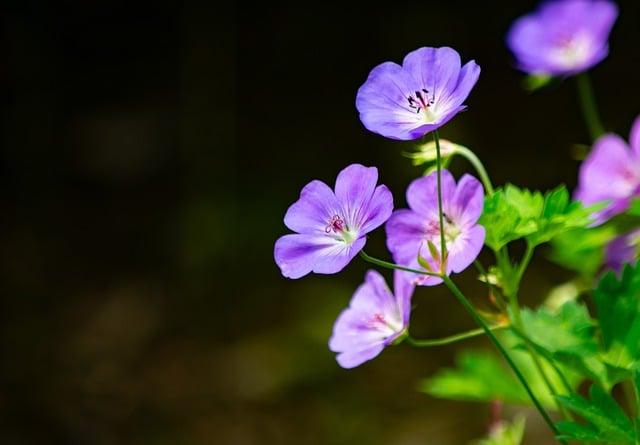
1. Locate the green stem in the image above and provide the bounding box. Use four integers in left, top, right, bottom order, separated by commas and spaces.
433, 130, 447, 273
454, 145, 495, 195
407, 325, 508, 347
576, 73, 605, 142
442, 276, 562, 440
358, 251, 440, 278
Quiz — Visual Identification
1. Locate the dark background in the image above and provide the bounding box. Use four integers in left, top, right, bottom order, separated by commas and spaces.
1, 1, 639, 444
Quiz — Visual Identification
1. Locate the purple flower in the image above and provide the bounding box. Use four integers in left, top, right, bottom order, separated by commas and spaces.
274, 164, 393, 279
604, 229, 640, 274
385, 170, 485, 286
507, 0, 618, 76
329, 270, 413, 368
575, 115, 640, 223
356, 47, 480, 141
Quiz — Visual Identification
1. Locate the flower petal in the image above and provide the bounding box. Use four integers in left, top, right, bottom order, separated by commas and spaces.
359, 185, 394, 234
274, 234, 364, 279
335, 164, 377, 226
406, 170, 456, 219
402, 47, 461, 104
438, 61, 480, 112
450, 174, 484, 226
284, 180, 340, 234
349, 270, 399, 318
575, 134, 636, 206
335, 344, 386, 369
385, 209, 425, 264
356, 61, 426, 141
446, 225, 485, 273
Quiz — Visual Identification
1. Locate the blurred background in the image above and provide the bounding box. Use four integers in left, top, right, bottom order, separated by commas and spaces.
1, 1, 639, 444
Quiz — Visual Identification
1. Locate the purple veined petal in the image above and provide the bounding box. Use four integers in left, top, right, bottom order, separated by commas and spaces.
575, 134, 637, 206
630, 115, 640, 158
356, 61, 426, 141
274, 234, 365, 279
349, 270, 399, 317
446, 225, 486, 273
406, 169, 456, 218
335, 164, 378, 229
393, 270, 415, 325
335, 344, 386, 369
359, 185, 394, 234
329, 309, 390, 352
402, 47, 461, 105
385, 209, 426, 264
438, 61, 481, 112
450, 174, 484, 227
284, 180, 340, 234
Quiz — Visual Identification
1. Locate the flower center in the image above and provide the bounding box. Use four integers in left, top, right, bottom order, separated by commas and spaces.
425, 213, 461, 243
368, 312, 402, 334
407, 89, 437, 123
325, 214, 357, 243
551, 34, 591, 69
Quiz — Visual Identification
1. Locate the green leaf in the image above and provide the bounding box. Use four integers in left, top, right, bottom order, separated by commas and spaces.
419, 351, 530, 405
479, 184, 594, 251
556, 384, 636, 444
473, 416, 526, 445
520, 301, 598, 356
516, 301, 611, 387
594, 264, 640, 369
421, 332, 570, 409
550, 226, 616, 278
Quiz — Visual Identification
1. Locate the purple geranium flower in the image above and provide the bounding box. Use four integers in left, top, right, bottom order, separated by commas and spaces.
274, 164, 393, 279
604, 229, 640, 274
575, 115, 640, 223
356, 47, 480, 141
385, 170, 485, 286
329, 270, 413, 368
507, 0, 618, 76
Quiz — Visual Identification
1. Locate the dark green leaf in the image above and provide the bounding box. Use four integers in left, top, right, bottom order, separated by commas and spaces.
556, 384, 636, 444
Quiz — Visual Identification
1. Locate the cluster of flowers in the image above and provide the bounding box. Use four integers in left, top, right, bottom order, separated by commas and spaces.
274, 0, 638, 369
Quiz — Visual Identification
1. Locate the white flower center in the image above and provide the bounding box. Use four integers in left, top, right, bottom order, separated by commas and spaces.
324, 214, 358, 244
406, 89, 438, 124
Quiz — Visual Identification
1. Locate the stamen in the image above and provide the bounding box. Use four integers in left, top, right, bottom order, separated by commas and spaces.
406, 88, 436, 113
325, 214, 345, 233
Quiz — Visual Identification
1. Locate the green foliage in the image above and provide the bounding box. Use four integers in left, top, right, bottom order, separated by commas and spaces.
594, 264, 640, 369
480, 185, 593, 251
520, 301, 598, 357
550, 226, 615, 278
420, 332, 568, 409
556, 384, 637, 444
473, 417, 525, 445
419, 351, 530, 405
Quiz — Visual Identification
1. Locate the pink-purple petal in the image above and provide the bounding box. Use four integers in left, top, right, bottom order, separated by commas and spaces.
402, 47, 461, 104
284, 180, 340, 234
446, 225, 486, 273
274, 234, 363, 279
335, 344, 386, 369
406, 170, 456, 218
575, 134, 637, 206
385, 209, 426, 264
359, 185, 394, 234
335, 164, 378, 228
451, 174, 484, 226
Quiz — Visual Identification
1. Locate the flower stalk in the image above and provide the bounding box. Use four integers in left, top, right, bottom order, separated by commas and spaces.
576, 73, 605, 142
